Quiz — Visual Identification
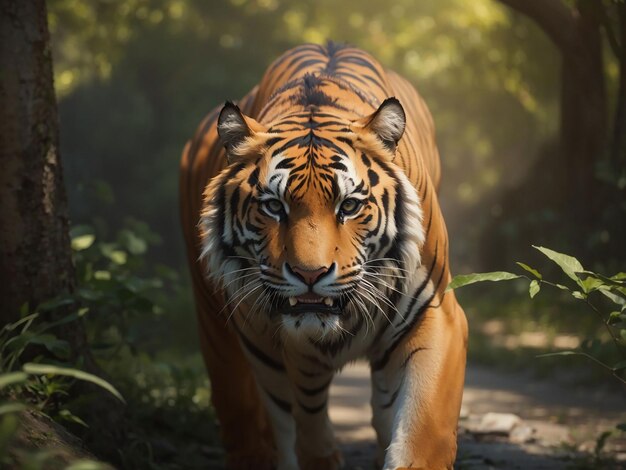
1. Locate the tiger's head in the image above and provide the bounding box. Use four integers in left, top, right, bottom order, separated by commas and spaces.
200, 96, 425, 340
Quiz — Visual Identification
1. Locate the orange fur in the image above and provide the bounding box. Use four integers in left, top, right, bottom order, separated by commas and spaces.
180, 43, 467, 470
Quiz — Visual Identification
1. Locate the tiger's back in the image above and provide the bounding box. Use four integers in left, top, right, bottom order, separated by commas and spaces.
182, 43, 441, 230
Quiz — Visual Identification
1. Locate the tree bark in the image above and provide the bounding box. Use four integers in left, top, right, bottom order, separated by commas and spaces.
497, 0, 578, 53
558, 0, 606, 209
0, 0, 100, 369
498, 0, 607, 211
610, 3, 626, 165
0, 0, 75, 320
0, 2, 125, 460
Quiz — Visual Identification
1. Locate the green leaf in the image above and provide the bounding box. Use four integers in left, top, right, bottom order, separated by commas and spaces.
516, 262, 542, 279
119, 229, 147, 255
58, 409, 88, 427
579, 270, 626, 287
537, 351, 578, 358
37, 296, 74, 311
27, 334, 70, 359
446, 272, 521, 291
572, 291, 587, 300
0, 413, 19, 451
65, 460, 112, 470
22, 363, 125, 403
578, 276, 604, 294
93, 270, 111, 280
600, 289, 626, 306
532, 245, 584, 283
0, 372, 28, 389
76, 287, 103, 302
529, 280, 540, 298
71, 234, 96, 251
608, 311, 626, 325
0, 402, 28, 415
109, 250, 127, 265
1, 313, 38, 334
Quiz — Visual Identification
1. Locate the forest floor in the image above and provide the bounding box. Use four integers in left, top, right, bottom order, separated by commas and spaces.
331, 362, 626, 470
9, 361, 626, 469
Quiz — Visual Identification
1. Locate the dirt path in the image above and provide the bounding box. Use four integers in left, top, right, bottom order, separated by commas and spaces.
329, 362, 626, 469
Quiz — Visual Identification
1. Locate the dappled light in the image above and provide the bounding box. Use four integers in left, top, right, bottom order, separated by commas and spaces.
1, 0, 624, 468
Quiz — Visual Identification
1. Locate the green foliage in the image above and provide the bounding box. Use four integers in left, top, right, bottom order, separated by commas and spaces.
1, 221, 214, 469
0, 312, 122, 468
446, 271, 522, 290
46, 0, 571, 271
22, 364, 124, 404
450, 245, 626, 383
449, 245, 626, 452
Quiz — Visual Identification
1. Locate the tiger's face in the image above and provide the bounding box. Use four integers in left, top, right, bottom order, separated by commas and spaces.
200, 99, 425, 340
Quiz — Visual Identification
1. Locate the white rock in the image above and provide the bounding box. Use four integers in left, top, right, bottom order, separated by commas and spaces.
477, 412, 522, 435
510, 424, 535, 443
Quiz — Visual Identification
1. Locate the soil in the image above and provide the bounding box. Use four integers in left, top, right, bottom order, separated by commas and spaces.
9, 362, 625, 469
330, 362, 626, 469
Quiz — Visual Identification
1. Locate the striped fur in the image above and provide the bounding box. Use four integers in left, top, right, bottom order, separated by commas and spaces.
180, 42, 468, 470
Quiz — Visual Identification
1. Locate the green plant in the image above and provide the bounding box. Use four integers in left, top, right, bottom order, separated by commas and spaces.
0, 311, 124, 468
449, 245, 626, 384
1, 220, 217, 469
0, 220, 176, 467
448, 245, 626, 463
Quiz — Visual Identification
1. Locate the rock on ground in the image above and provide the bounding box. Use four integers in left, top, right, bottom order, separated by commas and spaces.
329, 362, 626, 469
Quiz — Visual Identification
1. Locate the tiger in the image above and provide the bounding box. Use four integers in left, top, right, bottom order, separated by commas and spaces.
180, 42, 468, 470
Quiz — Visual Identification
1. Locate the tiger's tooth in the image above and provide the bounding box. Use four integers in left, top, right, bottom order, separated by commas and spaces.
289, 297, 297, 306
323, 297, 333, 306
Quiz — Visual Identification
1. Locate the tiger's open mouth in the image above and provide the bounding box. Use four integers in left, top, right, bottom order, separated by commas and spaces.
280, 293, 343, 316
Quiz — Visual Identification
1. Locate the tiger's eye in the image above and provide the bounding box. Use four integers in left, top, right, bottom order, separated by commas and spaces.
340, 198, 362, 216
264, 199, 284, 216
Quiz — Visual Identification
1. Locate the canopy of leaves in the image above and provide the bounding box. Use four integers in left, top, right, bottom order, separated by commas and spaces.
48, 0, 570, 269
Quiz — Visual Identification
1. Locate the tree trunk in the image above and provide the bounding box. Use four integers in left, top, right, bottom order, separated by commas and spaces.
497, 0, 608, 211
0, 0, 99, 368
610, 3, 626, 166
0, 2, 125, 461
0, 0, 75, 320
558, 1, 606, 211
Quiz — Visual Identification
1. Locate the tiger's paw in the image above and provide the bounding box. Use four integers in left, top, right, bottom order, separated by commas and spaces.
298, 449, 344, 470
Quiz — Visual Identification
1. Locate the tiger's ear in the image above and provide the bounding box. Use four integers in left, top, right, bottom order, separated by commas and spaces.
217, 102, 266, 157
356, 97, 406, 153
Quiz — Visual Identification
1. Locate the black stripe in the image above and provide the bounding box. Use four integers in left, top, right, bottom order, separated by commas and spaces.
233, 322, 285, 372
339, 55, 385, 82
370, 291, 435, 372
298, 377, 333, 396
402, 346, 427, 368
299, 368, 324, 378
381, 386, 400, 409
298, 399, 327, 414
267, 390, 292, 413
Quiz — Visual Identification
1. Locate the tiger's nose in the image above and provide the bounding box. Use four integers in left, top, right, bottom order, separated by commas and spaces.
288, 264, 331, 286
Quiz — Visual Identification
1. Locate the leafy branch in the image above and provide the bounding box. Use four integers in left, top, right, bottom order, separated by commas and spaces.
448, 245, 626, 386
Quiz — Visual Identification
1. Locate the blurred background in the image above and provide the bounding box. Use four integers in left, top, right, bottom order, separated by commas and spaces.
49, 0, 625, 272
4, 0, 624, 468
48, 0, 626, 368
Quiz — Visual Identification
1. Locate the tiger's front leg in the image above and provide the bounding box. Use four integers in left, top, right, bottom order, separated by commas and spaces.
234, 317, 342, 470
283, 347, 343, 470
372, 294, 467, 470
